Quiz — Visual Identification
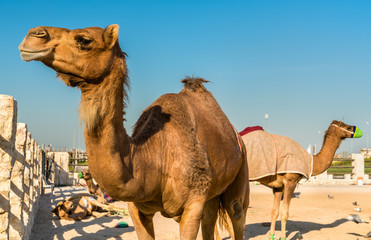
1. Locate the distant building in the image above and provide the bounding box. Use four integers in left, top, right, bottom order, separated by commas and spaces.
334, 151, 351, 159
360, 148, 371, 158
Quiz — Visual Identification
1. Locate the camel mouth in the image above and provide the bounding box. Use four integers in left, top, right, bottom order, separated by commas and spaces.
19, 48, 52, 62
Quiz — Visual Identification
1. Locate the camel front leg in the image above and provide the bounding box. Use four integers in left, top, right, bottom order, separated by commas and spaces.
269, 188, 283, 240
179, 196, 206, 240
88, 198, 125, 213
128, 202, 155, 240
280, 181, 296, 240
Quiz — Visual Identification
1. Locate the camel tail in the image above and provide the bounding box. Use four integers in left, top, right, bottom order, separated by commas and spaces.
181, 76, 210, 92
217, 197, 230, 230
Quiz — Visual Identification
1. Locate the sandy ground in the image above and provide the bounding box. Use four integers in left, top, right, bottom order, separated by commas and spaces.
29, 184, 371, 240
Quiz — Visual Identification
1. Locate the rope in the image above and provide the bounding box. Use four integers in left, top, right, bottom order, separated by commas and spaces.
331, 124, 354, 135
266, 233, 276, 240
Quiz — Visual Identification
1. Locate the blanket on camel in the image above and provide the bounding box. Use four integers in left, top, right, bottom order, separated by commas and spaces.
239, 126, 264, 136
241, 130, 313, 180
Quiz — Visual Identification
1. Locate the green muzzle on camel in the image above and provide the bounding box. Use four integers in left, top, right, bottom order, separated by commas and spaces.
352, 127, 362, 138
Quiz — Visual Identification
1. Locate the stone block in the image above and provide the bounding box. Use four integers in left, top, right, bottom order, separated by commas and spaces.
53, 152, 70, 186
352, 154, 364, 180
9, 123, 27, 239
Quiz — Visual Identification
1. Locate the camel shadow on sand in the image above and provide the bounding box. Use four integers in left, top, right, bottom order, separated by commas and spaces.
52, 187, 90, 198
67, 217, 135, 240
244, 218, 348, 239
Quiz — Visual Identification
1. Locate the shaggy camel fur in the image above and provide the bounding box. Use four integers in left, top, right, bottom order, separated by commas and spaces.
19, 25, 249, 240
245, 120, 361, 240
52, 193, 125, 221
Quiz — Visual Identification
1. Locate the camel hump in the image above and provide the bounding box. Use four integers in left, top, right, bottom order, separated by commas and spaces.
181, 76, 210, 92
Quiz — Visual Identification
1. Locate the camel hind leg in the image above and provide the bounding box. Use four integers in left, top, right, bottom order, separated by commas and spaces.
280, 177, 299, 239
215, 198, 247, 240
224, 202, 246, 240
220, 157, 249, 240
268, 187, 283, 239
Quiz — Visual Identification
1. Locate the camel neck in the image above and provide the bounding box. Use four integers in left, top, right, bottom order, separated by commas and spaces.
312, 132, 342, 176
85, 178, 98, 194
79, 56, 139, 201
81, 59, 129, 150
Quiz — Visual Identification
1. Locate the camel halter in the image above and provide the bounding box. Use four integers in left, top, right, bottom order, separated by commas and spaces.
82, 197, 93, 210
331, 124, 362, 138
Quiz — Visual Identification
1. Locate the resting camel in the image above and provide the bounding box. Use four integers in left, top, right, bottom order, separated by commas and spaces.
19, 25, 249, 239
52, 193, 125, 221
80, 169, 112, 203
240, 120, 362, 240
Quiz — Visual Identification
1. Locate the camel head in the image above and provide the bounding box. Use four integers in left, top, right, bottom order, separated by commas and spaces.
329, 120, 362, 140
81, 169, 92, 180
19, 24, 124, 88
52, 199, 73, 220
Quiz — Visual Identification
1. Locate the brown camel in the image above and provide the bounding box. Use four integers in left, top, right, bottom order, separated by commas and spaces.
80, 169, 112, 204
215, 120, 362, 239
19, 25, 249, 239
241, 120, 362, 240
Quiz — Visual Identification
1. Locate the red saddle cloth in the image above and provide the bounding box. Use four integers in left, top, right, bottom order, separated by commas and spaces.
239, 126, 264, 136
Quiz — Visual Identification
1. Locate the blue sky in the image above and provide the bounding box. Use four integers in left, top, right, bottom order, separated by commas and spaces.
1, 0, 371, 153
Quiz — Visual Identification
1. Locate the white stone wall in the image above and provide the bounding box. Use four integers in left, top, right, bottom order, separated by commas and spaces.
352, 154, 365, 181
0, 95, 44, 240
51, 152, 70, 186
9, 123, 27, 239
0, 95, 17, 240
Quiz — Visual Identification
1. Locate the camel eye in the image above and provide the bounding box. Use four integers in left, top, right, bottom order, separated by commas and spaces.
75, 36, 93, 47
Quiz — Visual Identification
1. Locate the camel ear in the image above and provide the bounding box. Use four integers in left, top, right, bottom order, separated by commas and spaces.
104, 24, 119, 49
